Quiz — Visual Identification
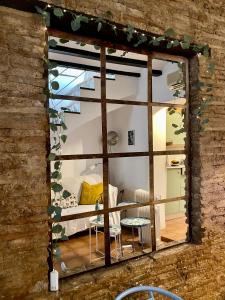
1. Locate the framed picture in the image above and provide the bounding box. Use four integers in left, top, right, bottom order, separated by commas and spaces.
128, 130, 135, 145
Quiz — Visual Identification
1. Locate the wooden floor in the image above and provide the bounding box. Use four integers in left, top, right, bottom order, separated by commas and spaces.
55, 216, 187, 276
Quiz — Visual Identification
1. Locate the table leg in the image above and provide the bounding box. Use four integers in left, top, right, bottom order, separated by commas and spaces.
132, 226, 135, 252
140, 227, 144, 252
120, 229, 123, 257
89, 226, 92, 264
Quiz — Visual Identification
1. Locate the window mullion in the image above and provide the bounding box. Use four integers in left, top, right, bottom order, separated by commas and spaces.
148, 54, 157, 252
100, 46, 111, 266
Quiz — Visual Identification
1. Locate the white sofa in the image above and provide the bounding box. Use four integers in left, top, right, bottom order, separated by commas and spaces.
58, 174, 119, 236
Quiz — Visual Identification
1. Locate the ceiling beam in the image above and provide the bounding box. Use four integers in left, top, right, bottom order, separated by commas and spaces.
50, 59, 141, 77
49, 46, 162, 76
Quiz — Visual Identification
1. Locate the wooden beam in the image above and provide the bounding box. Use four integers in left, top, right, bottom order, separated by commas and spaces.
49, 59, 141, 77
49, 45, 163, 76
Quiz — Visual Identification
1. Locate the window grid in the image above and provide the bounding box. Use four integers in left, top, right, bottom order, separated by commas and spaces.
48, 30, 190, 271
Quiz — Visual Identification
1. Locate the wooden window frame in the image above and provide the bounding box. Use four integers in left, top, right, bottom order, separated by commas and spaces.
48, 28, 190, 276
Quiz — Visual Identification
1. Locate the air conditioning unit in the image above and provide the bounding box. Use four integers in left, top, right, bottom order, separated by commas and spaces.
167, 70, 184, 91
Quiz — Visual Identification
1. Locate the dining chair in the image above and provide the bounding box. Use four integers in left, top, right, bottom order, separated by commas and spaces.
115, 285, 183, 300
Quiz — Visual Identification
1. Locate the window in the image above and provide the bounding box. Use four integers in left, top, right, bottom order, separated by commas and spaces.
48, 31, 189, 277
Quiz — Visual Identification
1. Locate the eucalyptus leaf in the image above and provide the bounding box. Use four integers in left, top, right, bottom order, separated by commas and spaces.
71, 18, 80, 31
48, 39, 58, 48
97, 22, 102, 32
49, 69, 59, 77
53, 7, 64, 18
61, 122, 67, 130
61, 135, 67, 143
54, 161, 61, 170
52, 224, 63, 233
63, 190, 71, 199
172, 123, 178, 128
60, 235, 69, 241
126, 25, 134, 42
47, 205, 55, 215
94, 45, 101, 51
107, 48, 117, 54
51, 170, 61, 180
165, 28, 176, 37
48, 153, 56, 161
51, 182, 63, 193
50, 123, 58, 132
59, 38, 69, 44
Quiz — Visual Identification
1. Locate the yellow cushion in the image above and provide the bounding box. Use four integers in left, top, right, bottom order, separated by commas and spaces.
79, 181, 103, 205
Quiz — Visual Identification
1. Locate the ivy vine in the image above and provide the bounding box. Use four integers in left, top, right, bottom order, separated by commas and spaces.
35, 3, 215, 263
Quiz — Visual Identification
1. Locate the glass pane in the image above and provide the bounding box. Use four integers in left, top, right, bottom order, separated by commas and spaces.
50, 101, 102, 155
153, 155, 187, 248
54, 214, 105, 276
107, 104, 148, 153
153, 106, 186, 151
156, 200, 187, 249
109, 156, 149, 208
49, 37, 101, 98
50, 159, 104, 211
152, 58, 186, 104
109, 206, 152, 263
106, 48, 147, 101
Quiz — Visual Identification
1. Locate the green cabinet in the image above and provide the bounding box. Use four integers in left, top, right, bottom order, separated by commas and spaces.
166, 168, 185, 216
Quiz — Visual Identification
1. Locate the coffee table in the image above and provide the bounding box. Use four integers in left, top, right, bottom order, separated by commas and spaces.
120, 217, 151, 253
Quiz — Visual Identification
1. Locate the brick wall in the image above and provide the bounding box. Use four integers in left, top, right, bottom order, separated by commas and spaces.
1, 0, 225, 299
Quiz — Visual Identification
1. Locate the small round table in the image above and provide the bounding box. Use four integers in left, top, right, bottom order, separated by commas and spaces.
120, 217, 151, 253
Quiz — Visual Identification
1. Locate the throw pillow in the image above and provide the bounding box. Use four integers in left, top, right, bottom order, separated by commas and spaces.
79, 181, 103, 205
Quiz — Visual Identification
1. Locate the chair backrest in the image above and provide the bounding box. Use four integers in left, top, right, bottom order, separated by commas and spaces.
115, 286, 183, 300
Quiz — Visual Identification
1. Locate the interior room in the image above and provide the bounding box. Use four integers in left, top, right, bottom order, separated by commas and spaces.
49, 37, 188, 276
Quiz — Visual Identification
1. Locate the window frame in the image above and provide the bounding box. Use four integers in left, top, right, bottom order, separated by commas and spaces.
48, 28, 190, 276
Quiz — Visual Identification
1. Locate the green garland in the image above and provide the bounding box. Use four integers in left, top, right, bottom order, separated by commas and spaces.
35, 3, 215, 262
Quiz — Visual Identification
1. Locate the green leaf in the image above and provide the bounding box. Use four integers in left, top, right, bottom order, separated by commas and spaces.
165, 28, 176, 37
51, 182, 63, 193
175, 128, 185, 135
80, 42, 86, 47
71, 18, 80, 31
173, 90, 181, 97
60, 235, 69, 241
53, 7, 64, 18
51, 170, 62, 180
61, 122, 67, 130
48, 61, 58, 70
54, 161, 61, 170
126, 25, 134, 42
105, 10, 113, 19
94, 45, 100, 51
48, 39, 57, 48
55, 206, 62, 215
49, 69, 59, 77
107, 48, 117, 54
47, 205, 55, 215
184, 35, 192, 43
51, 81, 60, 90
52, 224, 63, 233
134, 34, 147, 47
97, 22, 102, 32
172, 123, 178, 128
61, 135, 67, 143
48, 108, 58, 114
43, 11, 50, 27
50, 123, 58, 132
59, 38, 69, 44
63, 190, 71, 199
35, 6, 44, 14
48, 153, 56, 161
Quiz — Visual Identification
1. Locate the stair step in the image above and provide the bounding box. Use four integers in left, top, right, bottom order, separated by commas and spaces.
93, 76, 115, 81
80, 87, 95, 91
